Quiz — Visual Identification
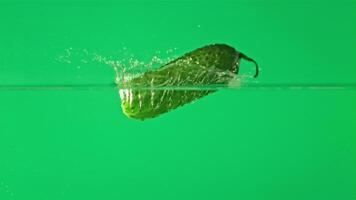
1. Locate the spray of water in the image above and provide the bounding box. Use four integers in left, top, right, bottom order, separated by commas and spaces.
55, 47, 179, 85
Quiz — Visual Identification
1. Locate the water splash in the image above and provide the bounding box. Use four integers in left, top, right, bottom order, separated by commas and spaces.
54, 46, 179, 84
95, 49, 178, 85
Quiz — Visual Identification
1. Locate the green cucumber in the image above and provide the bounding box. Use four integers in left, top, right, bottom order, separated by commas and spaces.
119, 44, 258, 120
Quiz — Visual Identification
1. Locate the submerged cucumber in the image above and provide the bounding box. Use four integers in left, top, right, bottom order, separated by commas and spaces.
119, 44, 258, 120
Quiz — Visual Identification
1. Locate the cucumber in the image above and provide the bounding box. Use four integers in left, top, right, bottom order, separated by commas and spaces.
119, 44, 258, 120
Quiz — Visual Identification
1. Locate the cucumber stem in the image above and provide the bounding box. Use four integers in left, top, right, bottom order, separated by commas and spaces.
240, 53, 259, 78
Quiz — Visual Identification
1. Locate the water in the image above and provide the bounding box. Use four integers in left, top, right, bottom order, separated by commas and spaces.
0, 0, 355, 200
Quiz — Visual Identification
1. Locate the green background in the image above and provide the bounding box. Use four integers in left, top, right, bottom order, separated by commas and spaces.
0, 0, 355, 199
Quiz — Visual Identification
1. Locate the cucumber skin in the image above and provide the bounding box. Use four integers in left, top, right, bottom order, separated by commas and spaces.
120, 44, 241, 120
